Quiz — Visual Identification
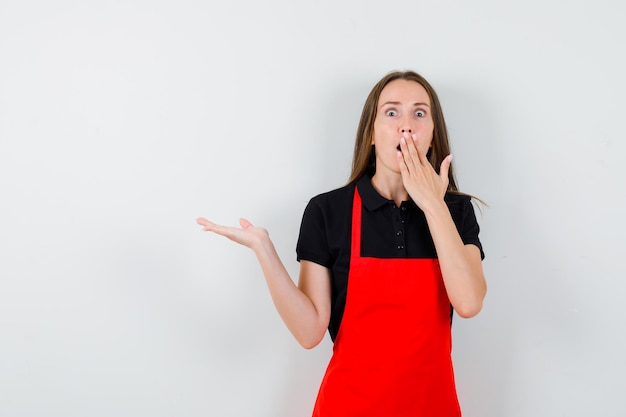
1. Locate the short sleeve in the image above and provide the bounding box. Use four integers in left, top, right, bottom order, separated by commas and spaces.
460, 198, 485, 260
445, 194, 485, 260
296, 197, 333, 268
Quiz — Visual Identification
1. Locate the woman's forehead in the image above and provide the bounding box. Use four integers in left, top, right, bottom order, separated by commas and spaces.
379, 79, 430, 106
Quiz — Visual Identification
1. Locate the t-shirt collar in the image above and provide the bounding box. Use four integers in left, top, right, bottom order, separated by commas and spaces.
356, 175, 392, 211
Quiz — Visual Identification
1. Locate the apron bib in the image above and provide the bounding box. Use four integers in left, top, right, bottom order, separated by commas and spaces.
312, 189, 461, 417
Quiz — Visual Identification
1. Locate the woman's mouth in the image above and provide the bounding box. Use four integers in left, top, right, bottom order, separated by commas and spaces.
396, 144, 401, 151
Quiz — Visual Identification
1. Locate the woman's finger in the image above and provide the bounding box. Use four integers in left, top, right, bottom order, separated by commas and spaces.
406, 133, 423, 165
397, 147, 410, 177
439, 154, 453, 182
196, 216, 265, 249
196, 217, 237, 236
196, 217, 231, 236
239, 218, 254, 229
196, 217, 216, 231
399, 135, 418, 173
411, 133, 431, 164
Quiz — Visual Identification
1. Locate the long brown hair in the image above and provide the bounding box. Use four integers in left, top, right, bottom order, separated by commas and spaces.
348, 70, 459, 192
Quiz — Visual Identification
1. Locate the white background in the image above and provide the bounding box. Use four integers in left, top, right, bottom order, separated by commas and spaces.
1, 1, 625, 416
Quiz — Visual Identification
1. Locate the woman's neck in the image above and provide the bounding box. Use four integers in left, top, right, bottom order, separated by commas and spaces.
370, 172, 408, 207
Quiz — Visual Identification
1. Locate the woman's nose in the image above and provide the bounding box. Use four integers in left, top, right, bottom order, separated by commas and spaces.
399, 114, 413, 133
400, 119, 413, 133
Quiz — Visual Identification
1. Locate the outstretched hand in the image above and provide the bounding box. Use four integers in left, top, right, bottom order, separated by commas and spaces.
196, 217, 269, 251
397, 132, 452, 212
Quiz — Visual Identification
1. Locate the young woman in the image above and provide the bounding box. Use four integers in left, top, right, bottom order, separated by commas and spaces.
197, 70, 486, 416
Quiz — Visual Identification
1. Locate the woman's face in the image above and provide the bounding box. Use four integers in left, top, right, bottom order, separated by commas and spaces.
372, 79, 434, 176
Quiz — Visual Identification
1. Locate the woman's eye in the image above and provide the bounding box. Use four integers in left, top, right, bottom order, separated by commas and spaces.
385, 109, 397, 117
415, 110, 426, 117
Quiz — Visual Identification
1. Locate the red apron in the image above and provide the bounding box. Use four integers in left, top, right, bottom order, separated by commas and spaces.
312, 189, 461, 417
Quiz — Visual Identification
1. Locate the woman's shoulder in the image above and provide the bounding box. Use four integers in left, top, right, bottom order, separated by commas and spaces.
298, 182, 355, 244
444, 191, 479, 221
444, 191, 473, 206
307, 182, 356, 207
300, 182, 356, 225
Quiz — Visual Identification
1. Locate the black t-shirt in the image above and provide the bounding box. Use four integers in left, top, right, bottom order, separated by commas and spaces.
296, 175, 484, 341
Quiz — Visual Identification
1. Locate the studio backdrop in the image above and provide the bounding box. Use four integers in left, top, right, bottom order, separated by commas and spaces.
1, 1, 624, 416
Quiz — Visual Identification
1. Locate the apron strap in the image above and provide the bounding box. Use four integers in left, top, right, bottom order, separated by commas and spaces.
350, 188, 362, 259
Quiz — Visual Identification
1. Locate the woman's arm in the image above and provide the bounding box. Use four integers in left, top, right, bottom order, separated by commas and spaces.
197, 217, 331, 348
397, 134, 487, 318
419, 206, 486, 318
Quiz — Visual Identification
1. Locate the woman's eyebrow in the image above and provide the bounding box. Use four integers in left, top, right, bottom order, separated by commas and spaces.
380, 101, 431, 107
